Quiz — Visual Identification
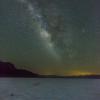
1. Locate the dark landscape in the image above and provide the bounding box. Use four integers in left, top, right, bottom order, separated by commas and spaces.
0, 61, 39, 77
0, 61, 100, 78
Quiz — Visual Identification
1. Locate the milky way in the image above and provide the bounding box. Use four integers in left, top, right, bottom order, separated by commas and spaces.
18, 0, 97, 72
18, 0, 62, 62
19, 0, 75, 63
0, 0, 98, 75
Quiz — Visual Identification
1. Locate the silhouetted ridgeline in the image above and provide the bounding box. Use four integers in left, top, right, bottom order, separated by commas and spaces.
0, 61, 100, 78
0, 61, 39, 77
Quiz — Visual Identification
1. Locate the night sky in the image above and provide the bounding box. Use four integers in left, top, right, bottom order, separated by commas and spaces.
0, 0, 99, 76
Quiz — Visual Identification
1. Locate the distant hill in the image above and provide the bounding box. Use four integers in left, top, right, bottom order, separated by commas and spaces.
0, 61, 40, 77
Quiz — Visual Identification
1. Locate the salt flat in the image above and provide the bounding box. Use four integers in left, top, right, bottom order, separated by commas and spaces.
0, 78, 100, 100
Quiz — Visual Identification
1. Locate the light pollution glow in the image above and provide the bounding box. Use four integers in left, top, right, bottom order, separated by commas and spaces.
34, 68, 99, 76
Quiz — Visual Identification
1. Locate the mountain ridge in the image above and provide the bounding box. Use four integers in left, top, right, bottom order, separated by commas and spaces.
0, 61, 100, 78
0, 61, 39, 77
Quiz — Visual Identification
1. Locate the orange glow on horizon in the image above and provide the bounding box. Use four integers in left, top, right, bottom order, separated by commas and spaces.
66, 70, 95, 76
32, 67, 100, 76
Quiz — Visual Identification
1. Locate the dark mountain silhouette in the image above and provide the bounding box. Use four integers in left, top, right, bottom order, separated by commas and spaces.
0, 61, 40, 77
0, 61, 100, 78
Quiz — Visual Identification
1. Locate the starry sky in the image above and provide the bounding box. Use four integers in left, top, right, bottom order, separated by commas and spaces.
0, 0, 99, 76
